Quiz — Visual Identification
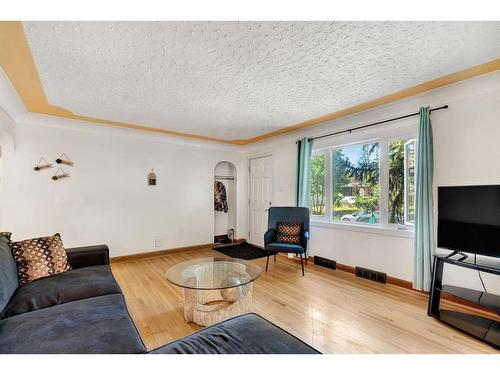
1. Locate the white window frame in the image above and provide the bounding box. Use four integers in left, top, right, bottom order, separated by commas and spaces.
311, 131, 417, 235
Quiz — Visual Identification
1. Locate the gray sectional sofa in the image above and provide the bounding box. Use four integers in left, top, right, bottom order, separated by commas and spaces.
0, 236, 319, 354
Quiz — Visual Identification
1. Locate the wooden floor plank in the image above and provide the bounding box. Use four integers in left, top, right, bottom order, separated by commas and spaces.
111, 248, 497, 353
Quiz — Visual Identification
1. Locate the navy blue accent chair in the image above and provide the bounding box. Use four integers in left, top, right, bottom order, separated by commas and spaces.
264, 206, 310, 276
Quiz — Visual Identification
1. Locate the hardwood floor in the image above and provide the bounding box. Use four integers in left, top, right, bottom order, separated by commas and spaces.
111, 248, 498, 353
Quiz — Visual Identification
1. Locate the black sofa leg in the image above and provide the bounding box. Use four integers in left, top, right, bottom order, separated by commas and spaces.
266, 254, 270, 272
274, 253, 276, 262
300, 253, 305, 276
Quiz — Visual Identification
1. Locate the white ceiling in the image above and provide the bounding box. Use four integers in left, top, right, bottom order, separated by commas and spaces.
23, 21, 500, 140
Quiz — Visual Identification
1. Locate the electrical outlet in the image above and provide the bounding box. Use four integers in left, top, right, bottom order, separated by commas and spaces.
154, 239, 163, 248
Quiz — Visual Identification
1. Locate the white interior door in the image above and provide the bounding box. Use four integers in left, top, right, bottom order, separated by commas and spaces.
249, 155, 273, 247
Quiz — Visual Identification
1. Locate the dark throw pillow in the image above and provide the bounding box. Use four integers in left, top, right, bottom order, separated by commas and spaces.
276, 222, 302, 244
11, 233, 71, 286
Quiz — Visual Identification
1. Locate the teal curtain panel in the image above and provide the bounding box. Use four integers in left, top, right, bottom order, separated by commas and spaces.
413, 106, 434, 291
295, 138, 313, 207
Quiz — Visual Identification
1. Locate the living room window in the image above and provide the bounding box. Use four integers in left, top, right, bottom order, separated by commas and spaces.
311, 135, 416, 231
332, 142, 380, 224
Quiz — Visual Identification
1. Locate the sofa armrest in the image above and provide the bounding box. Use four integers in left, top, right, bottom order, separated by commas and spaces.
65, 245, 110, 269
264, 228, 276, 246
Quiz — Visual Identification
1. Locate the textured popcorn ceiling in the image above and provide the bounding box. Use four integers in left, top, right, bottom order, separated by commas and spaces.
23, 21, 500, 140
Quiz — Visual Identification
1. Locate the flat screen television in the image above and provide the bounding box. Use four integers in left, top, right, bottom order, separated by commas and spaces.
438, 185, 500, 258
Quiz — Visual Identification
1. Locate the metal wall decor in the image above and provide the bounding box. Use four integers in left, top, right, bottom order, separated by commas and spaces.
148, 169, 157, 186
55, 153, 74, 166
33, 157, 52, 171
52, 167, 70, 181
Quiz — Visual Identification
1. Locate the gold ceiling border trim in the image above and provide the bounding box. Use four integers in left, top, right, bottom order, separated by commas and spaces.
0, 21, 499, 146
0, 21, 242, 145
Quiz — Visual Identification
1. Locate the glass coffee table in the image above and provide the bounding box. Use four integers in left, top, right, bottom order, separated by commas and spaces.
165, 257, 261, 326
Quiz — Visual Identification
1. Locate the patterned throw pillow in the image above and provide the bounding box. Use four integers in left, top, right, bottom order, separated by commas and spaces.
11, 233, 71, 285
276, 222, 302, 244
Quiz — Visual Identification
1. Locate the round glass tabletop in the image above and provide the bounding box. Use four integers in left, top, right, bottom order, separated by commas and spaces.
165, 257, 262, 290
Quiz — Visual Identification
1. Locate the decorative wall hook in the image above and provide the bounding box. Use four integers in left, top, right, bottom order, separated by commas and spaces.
55, 153, 74, 166
52, 167, 70, 181
148, 169, 157, 186
34, 157, 53, 171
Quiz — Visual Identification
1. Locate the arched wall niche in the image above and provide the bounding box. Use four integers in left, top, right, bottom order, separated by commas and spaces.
213, 161, 237, 244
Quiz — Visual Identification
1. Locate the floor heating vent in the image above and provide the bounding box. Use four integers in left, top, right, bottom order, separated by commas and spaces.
314, 256, 337, 270
355, 266, 387, 284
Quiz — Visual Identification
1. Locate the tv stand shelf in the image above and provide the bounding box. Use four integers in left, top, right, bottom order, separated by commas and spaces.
439, 285, 500, 311
428, 255, 500, 350
436, 255, 500, 275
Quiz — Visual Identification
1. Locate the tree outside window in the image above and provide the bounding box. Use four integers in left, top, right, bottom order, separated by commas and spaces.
333, 142, 380, 224
310, 153, 326, 216
389, 139, 416, 225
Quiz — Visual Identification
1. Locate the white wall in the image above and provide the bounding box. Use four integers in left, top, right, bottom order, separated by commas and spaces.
243, 71, 500, 293
432, 82, 500, 294
0, 113, 247, 257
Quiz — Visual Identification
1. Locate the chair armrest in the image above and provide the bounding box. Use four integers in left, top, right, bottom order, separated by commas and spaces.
65, 244, 110, 269
303, 230, 310, 240
264, 228, 276, 246
301, 230, 310, 250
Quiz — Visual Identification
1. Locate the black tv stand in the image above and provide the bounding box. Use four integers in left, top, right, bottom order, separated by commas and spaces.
428, 254, 500, 350
444, 250, 468, 261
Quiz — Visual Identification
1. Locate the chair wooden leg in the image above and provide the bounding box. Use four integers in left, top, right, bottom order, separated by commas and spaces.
266, 254, 270, 272
300, 253, 305, 276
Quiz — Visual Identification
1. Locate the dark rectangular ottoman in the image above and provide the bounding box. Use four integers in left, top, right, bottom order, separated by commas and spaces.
150, 313, 320, 354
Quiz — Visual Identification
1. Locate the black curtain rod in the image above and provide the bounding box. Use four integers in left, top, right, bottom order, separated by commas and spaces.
305, 105, 448, 142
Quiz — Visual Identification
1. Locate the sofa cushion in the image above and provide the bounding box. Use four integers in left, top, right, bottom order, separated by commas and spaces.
149, 313, 320, 354
1, 265, 121, 319
12, 233, 71, 286
0, 237, 18, 314
266, 242, 305, 253
0, 294, 146, 354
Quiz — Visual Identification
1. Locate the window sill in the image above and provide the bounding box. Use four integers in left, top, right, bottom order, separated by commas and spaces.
310, 219, 415, 238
